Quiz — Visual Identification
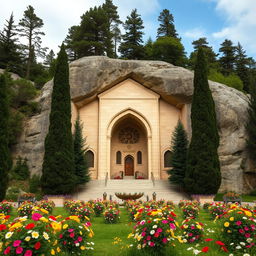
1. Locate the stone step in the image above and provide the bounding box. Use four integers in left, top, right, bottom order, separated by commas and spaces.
74, 179, 190, 202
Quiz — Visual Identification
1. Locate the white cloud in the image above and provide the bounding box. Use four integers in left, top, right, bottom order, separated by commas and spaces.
183, 27, 206, 40
211, 0, 256, 56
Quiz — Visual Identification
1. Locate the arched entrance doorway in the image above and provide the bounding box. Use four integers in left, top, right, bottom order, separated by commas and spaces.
109, 112, 149, 179
125, 155, 134, 176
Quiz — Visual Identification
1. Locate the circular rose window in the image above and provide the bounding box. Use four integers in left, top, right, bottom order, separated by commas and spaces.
119, 127, 139, 144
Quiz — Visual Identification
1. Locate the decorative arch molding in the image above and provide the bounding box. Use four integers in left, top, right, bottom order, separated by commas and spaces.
107, 108, 152, 138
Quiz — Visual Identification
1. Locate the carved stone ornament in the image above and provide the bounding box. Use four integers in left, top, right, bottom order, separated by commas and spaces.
119, 127, 139, 144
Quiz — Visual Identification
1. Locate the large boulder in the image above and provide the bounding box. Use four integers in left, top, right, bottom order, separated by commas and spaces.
12, 56, 254, 193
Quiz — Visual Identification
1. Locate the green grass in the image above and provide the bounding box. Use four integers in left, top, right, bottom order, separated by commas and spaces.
214, 193, 256, 202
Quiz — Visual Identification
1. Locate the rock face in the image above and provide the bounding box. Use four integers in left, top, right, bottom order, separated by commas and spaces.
13, 56, 254, 193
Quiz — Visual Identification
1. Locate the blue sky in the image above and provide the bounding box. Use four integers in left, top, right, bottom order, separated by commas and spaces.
0, 0, 256, 59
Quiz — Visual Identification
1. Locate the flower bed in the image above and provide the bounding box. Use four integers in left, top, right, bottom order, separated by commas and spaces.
0, 201, 12, 215
104, 206, 120, 224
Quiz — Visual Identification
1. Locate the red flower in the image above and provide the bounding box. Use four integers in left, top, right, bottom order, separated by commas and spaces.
0, 224, 7, 231
4, 215, 10, 220
25, 223, 35, 230
221, 246, 228, 252
216, 241, 225, 246
205, 238, 213, 242
4, 246, 11, 255
201, 246, 209, 252
49, 216, 56, 221
34, 242, 41, 250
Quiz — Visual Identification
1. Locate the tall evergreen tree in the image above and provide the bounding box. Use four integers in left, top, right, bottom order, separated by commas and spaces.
185, 48, 221, 194
0, 13, 22, 74
246, 82, 256, 164
64, 25, 80, 61
119, 9, 145, 59
168, 120, 188, 188
18, 5, 47, 79
41, 44, 75, 195
73, 117, 90, 185
235, 43, 250, 93
219, 39, 236, 76
0, 75, 11, 200
189, 37, 218, 70
157, 9, 178, 38
102, 0, 121, 57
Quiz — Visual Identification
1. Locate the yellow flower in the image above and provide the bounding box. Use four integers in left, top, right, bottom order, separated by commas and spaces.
69, 216, 80, 223
40, 217, 49, 223
229, 217, 234, 221
53, 240, 58, 246
196, 225, 202, 229
227, 230, 232, 233
63, 224, 68, 229
51, 249, 55, 255
51, 222, 62, 231
80, 246, 86, 250
88, 231, 94, 238
244, 210, 252, 217
40, 208, 49, 214
25, 236, 31, 242
127, 233, 133, 239
32, 231, 39, 239
57, 247, 61, 253
9, 222, 22, 231
224, 222, 230, 227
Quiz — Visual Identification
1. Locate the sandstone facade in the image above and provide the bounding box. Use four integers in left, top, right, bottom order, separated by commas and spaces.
12, 56, 255, 193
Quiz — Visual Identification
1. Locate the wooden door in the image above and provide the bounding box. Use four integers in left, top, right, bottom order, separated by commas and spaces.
125, 155, 134, 176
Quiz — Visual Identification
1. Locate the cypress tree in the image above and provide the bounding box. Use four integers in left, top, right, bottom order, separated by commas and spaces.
246, 82, 256, 163
168, 120, 188, 188
41, 44, 75, 195
0, 75, 11, 201
73, 117, 90, 185
184, 48, 221, 195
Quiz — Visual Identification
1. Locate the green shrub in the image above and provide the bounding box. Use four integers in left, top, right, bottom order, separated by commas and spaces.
29, 174, 41, 193
8, 110, 24, 145
19, 101, 40, 116
208, 69, 243, 91
12, 156, 30, 180
249, 189, 256, 196
5, 186, 20, 201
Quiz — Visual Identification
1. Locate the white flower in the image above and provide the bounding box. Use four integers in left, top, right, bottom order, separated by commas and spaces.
152, 225, 157, 229
229, 254, 234, 256
246, 238, 253, 243
150, 230, 155, 235
240, 242, 245, 246
75, 243, 80, 247
242, 217, 247, 220
243, 254, 250, 256
236, 245, 241, 249
187, 247, 193, 251
5, 232, 13, 239
193, 249, 201, 255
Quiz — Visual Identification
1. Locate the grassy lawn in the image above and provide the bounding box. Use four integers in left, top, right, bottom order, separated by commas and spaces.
214, 193, 256, 202
7, 205, 255, 255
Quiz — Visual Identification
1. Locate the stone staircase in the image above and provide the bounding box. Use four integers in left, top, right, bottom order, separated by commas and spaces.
74, 179, 190, 203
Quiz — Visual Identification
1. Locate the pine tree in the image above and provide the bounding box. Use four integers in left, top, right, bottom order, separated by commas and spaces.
41, 44, 75, 195
102, 0, 121, 57
236, 43, 250, 93
18, 5, 47, 79
189, 37, 218, 70
246, 82, 256, 164
157, 9, 178, 38
219, 39, 236, 76
0, 75, 11, 200
185, 48, 221, 195
119, 9, 145, 59
73, 117, 90, 185
0, 13, 22, 75
168, 120, 188, 187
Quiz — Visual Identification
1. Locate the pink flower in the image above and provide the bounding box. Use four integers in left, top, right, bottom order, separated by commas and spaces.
24, 250, 33, 256
13, 240, 22, 247
236, 221, 242, 226
244, 226, 249, 231
162, 220, 168, 224
32, 213, 42, 221
191, 225, 195, 229
4, 246, 10, 255
68, 228, 74, 233
70, 232, 75, 238
169, 223, 176, 230
156, 228, 162, 233
149, 241, 155, 247
141, 232, 146, 237
16, 247, 23, 254
77, 236, 83, 242
188, 233, 193, 237
239, 229, 245, 234
245, 233, 251, 238
146, 235, 151, 241
162, 237, 168, 244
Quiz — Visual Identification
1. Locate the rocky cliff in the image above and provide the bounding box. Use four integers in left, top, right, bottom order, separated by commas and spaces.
12, 56, 255, 193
